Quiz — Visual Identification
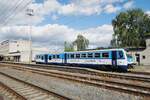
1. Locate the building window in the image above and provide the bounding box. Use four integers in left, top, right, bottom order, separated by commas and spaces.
142, 55, 146, 59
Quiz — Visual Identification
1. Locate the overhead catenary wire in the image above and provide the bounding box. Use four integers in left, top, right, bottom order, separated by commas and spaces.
0, 0, 21, 24
0, 0, 32, 26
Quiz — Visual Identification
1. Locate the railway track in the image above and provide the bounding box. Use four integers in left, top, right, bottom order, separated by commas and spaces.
0, 71, 70, 100
129, 71, 150, 76
0, 62, 150, 99
1, 62, 150, 83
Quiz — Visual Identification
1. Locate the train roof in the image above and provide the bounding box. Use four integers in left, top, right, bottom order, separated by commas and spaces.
65, 48, 125, 53
36, 54, 48, 56
36, 48, 125, 55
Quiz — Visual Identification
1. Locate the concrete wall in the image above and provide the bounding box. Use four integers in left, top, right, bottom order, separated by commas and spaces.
140, 38, 150, 65
0, 40, 9, 55
9, 40, 31, 53
0, 40, 50, 63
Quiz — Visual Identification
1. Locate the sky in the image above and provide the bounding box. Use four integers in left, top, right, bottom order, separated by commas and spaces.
0, 0, 150, 51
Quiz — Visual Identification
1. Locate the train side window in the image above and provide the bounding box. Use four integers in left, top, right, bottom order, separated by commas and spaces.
71, 54, 74, 58
118, 51, 124, 59
49, 56, 51, 60
95, 53, 100, 58
102, 52, 109, 58
76, 54, 80, 58
88, 53, 93, 58
67, 54, 70, 58
57, 55, 60, 58
53, 55, 56, 59
81, 53, 86, 58
41, 56, 44, 60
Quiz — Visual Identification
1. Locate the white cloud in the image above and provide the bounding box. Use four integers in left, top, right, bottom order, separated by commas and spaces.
146, 11, 150, 16
0, 24, 113, 49
123, 1, 134, 9
51, 15, 59, 20
104, 4, 119, 13
0, 0, 130, 25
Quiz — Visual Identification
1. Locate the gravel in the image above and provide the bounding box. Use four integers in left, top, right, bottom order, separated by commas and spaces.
129, 65, 150, 72
0, 67, 144, 100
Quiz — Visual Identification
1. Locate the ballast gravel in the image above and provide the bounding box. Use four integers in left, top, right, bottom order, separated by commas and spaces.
0, 67, 144, 100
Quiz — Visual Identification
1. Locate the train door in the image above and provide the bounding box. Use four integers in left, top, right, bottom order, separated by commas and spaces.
112, 51, 117, 67
45, 54, 48, 64
64, 53, 67, 64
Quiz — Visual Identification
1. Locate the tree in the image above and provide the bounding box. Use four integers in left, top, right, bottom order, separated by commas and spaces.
73, 34, 89, 51
111, 8, 150, 48
64, 41, 74, 52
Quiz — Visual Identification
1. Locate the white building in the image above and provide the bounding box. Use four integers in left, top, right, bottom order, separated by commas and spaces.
126, 35, 150, 65
0, 40, 49, 63
140, 35, 150, 65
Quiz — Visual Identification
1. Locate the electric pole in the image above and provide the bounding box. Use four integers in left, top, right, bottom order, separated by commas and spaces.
26, 8, 34, 63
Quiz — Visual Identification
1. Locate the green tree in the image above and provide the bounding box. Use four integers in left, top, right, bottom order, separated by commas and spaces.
73, 34, 89, 51
64, 41, 74, 52
112, 8, 150, 48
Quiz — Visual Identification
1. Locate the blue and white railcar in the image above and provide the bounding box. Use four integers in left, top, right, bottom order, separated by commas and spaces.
65, 49, 128, 71
35, 54, 48, 64
35, 49, 129, 71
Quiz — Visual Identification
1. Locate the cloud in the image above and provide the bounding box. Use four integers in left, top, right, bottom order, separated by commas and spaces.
0, 24, 113, 50
104, 4, 120, 13
146, 11, 150, 16
123, 1, 134, 9
0, 0, 131, 25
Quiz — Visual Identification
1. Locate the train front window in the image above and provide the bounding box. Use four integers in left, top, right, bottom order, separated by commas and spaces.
118, 51, 124, 59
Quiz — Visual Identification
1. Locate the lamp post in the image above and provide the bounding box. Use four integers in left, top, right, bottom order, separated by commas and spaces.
26, 8, 34, 63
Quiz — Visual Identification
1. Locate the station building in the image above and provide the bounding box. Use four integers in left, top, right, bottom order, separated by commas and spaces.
127, 35, 150, 65
0, 40, 49, 63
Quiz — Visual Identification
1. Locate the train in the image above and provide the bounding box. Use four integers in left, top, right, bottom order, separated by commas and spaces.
35, 48, 134, 72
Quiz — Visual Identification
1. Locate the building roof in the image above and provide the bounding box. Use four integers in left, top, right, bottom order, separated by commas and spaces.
145, 34, 150, 39
125, 47, 145, 52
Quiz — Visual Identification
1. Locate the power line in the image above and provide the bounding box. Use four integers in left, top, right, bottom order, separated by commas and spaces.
0, 0, 18, 21
0, 0, 32, 26
2, 0, 32, 25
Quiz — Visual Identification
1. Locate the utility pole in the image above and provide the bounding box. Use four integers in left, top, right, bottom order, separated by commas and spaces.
26, 8, 34, 64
